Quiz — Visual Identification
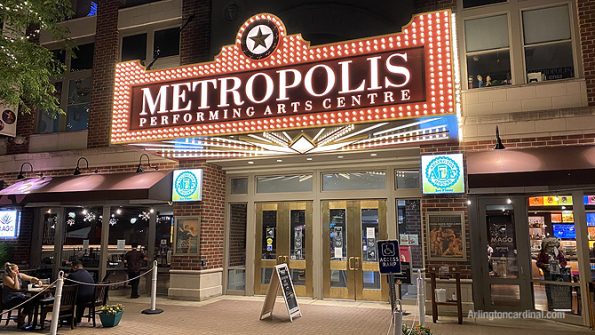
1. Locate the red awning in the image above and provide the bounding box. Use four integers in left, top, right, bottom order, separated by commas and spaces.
0, 171, 172, 206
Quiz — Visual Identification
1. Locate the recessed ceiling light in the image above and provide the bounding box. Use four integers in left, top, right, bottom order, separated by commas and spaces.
248, 161, 254, 164
276, 159, 283, 163
306, 157, 313, 161
337, 155, 344, 159
370, 153, 378, 157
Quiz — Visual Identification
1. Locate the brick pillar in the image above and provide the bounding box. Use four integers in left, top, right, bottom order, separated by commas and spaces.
169, 161, 226, 300
7, 112, 34, 154
180, 0, 212, 65
87, 0, 119, 148
578, 0, 595, 106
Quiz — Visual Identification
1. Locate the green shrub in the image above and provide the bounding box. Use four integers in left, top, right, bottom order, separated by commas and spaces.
402, 324, 432, 335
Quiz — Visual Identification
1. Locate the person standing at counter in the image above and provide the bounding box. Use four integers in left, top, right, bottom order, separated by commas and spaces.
2, 262, 41, 330
124, 243, 146, 299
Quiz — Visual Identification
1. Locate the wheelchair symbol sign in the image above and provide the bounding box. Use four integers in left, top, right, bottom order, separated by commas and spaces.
377, 240, 401, 274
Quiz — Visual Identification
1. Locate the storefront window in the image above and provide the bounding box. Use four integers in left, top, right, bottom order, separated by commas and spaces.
59, 207, 103, 280
395, 170, 420, 189
528, 195, 580, 315
257, 175, 312, 193
230, 177, 248, 194
228, 203, 247, 291
522, 5, 574, 82
465, 15, 512, 89
322, 171, 386, 191
584, 195, 595, 280
396, 199, 422, 300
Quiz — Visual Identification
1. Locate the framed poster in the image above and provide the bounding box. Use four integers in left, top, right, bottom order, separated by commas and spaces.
174, 216, 200, 254
426, 212, 466, 261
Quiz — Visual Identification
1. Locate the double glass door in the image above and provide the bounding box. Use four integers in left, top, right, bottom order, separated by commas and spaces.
322, 200, 388, 301
254, 202, 313, 297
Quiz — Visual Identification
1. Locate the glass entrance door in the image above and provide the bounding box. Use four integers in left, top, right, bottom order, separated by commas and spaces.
254, 202, 313, 297
322, 200, 388, 301
473, 197, 532, 311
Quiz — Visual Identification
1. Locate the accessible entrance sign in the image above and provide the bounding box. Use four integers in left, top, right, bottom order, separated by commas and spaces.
377, 240, 401, 274
260, 263, 302, 322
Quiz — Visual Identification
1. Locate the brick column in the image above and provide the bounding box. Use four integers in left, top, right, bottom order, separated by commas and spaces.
578, 0, 595, 106
7, 112, 34, 154
413, 0, 455, 13
169, 161, 226, 300
87, 0, 119, 148
180, 0, 212, 65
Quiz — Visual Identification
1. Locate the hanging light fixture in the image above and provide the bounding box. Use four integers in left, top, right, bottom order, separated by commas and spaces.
136, 153, 159, 173
73, 157, 89, 175
17, 162, 34, 179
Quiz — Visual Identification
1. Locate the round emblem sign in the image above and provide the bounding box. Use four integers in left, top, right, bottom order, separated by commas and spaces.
425, 156, 460, 189
174, 171, 199, 198
2, 109, 16, 124
241, 19, 279, 60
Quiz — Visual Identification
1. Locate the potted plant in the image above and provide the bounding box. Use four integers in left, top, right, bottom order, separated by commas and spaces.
98, 304, 124, 327
402, 324, 432, 335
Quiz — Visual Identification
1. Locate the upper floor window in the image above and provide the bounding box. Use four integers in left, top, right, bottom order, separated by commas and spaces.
70, 0, 98, 19
121, 0, 163, 8
37, 43, 94, 134
522, 5, 574, 82
465, 15, 512, 89
463, 0, 506, 8
120, 27, 180, 68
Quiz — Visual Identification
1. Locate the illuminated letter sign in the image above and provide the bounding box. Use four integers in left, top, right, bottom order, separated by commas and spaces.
0, 209, 19, 239
172, 169, 203, 202
111, 11, 455, 144
422, 154, 465, 194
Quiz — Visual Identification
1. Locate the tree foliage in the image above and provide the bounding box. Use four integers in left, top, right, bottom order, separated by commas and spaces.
0, 0, 72, 115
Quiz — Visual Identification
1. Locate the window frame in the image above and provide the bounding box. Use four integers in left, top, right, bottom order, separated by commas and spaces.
37, 39, 95, 134
119, 24, 181, 68
457, 0, 581, 90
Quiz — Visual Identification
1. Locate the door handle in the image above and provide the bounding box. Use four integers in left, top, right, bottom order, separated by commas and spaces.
348, 257, 355, 270
353, 257, 361, 270
284, 256, 289, 264
277, 256, 285, 264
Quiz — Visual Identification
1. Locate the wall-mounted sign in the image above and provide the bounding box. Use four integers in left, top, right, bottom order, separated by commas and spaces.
0, 209, 19, 239
529, 195, 573, 207
111, 10, 456, 144
172, 169, 203, 202
421, 153, 465, 194
0, 104, 18, 138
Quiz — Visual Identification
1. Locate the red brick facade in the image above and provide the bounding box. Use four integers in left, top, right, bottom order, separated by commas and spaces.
87, 0, 120, 148
180, 0, 212, 65
171, 162, 226, 271
578, 0, 595, 106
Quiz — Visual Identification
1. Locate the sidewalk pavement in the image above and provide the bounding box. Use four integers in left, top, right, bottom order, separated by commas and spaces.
1, 295, 593, 334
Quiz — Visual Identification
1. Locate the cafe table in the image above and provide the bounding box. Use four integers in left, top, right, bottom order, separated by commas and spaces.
25, 285, 54, 330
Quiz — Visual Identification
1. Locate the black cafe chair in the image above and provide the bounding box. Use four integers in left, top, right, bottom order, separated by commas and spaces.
0, 284, 20, 327
40, 285, 78, 329
83, 284, 109, 327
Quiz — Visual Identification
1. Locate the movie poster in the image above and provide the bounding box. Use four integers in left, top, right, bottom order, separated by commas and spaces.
426, 212, 466, 261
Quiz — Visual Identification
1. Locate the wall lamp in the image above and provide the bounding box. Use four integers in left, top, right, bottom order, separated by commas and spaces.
73, 157, 97, 175
17, 162, 34, 180
136, 153, 159, 173
494, 126, 505, 150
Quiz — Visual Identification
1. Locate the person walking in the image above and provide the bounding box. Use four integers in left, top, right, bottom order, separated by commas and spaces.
124, 243, 146, 298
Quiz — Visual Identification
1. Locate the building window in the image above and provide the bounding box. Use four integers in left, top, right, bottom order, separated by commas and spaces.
463, 0, 506, 8
121, 0, 162, 8
322, 171, 386, 191
230, 178, 248, 194
122, 34, 147, 61
37, 43, 94, 134
70, 0, 98, 19
465, 15, 511, 89
396, 170, 420, 189
256, 175, 313, 193
522, 5, 574, 82
154, 28, 180, 58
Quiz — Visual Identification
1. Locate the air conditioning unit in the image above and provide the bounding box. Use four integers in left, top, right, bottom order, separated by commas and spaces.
527, 72, 545, 83
0, 104, 18, 137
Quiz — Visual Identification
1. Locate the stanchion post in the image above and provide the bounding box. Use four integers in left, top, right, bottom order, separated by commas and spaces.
417, 269, 425, 326
393, 299, 403, 335
142, 260, 163, 315
49, 271, 64, 335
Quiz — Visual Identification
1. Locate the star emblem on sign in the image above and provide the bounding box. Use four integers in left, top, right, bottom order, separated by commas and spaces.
241, 20, 279, 60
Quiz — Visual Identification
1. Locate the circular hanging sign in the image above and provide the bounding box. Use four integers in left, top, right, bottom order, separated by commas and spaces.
241, 19, 280, 60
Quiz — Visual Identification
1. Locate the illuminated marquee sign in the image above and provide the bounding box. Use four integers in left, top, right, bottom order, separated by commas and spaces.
111, 10, 455, 144
0, 209, 20, 239
422, 153, 465, 194
172, 169, 203, 202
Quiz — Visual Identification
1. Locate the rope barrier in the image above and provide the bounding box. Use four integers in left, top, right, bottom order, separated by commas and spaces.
0, 279, 58, 317
64, 267, 154, 286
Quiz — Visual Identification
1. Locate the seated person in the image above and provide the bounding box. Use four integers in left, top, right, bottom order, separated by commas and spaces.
67, 260, 95, 324
2, 262, 41, 330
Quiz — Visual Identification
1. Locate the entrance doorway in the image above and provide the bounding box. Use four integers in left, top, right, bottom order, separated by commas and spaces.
322, 199, 388, 301
471, 197, 533, 311
254, 201, 313, 297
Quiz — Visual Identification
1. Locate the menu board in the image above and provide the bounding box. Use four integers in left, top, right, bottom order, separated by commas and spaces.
529, 196, 573, 207
260, 263, 302, 322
